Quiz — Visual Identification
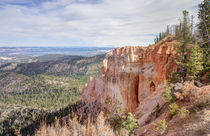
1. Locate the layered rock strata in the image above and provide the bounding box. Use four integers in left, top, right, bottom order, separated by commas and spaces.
82, 36, 177, 125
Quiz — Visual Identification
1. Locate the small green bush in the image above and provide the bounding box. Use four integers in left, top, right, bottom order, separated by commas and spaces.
105, 96, 139, 135
155, 119, 167, 135
162, 80, 173, 103
168, 103, 179, 117
122, 113, 139, 135
178, 107, 190, 118
168, 103, 190, 119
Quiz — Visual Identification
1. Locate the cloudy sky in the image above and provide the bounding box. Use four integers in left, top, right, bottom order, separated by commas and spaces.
0, 0, 202, 47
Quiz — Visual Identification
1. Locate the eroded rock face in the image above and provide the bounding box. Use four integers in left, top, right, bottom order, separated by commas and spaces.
82, 36, 177, 125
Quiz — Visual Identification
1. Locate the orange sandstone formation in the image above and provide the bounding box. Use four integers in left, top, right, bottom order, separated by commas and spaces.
82, 36, 177, 126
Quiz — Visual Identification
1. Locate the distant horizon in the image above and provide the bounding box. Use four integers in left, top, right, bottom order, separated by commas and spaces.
0, 46, 114, 58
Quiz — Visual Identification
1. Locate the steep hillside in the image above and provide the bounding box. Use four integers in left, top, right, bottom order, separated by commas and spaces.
0, 54, 105, 76
81, 36, 210, 135
135, 85, 210, 136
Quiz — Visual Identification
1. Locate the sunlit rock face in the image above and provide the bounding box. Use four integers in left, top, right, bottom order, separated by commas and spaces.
82, 36, 177, 125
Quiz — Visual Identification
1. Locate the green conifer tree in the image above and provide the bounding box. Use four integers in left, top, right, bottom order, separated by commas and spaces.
185, 43, 204, 80
174, 10, 192, 83
198, 0, 210, 75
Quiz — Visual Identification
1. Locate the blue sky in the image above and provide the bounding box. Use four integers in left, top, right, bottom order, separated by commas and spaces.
0, 0, 202, 47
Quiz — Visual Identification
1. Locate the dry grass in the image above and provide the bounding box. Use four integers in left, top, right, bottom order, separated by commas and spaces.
35, 112, 126, 136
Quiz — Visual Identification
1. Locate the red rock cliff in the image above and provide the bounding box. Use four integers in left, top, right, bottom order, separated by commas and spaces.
82, 36, 177, 125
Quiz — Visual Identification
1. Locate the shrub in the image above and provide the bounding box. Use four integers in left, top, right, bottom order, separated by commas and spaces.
162, 80, 173, 103
122, 113, 139, 135
178, 107, 190, 118
105, 96, 139, 135
155, 119, 167, 135
168, 103, 179, 117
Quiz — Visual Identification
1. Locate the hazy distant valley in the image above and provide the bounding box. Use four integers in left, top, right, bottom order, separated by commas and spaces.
0, 47, 112, 64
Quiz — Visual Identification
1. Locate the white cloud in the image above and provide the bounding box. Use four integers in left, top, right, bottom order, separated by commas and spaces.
0, 0, 202, 47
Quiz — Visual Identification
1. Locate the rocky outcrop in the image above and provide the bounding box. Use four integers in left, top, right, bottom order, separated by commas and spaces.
81, 36, 177, 125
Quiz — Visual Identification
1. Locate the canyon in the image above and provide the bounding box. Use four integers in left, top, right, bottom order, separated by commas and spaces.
82, 36, 178, 126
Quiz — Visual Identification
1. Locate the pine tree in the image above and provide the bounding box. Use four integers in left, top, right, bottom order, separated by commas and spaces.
154, 26, 171, 43
174, 10, 192, 83
166, 25, 170, 35
198, 0, 210, 73
154, 35, 159, 43
159, 33, 162, 41
185, 43, 204, 80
